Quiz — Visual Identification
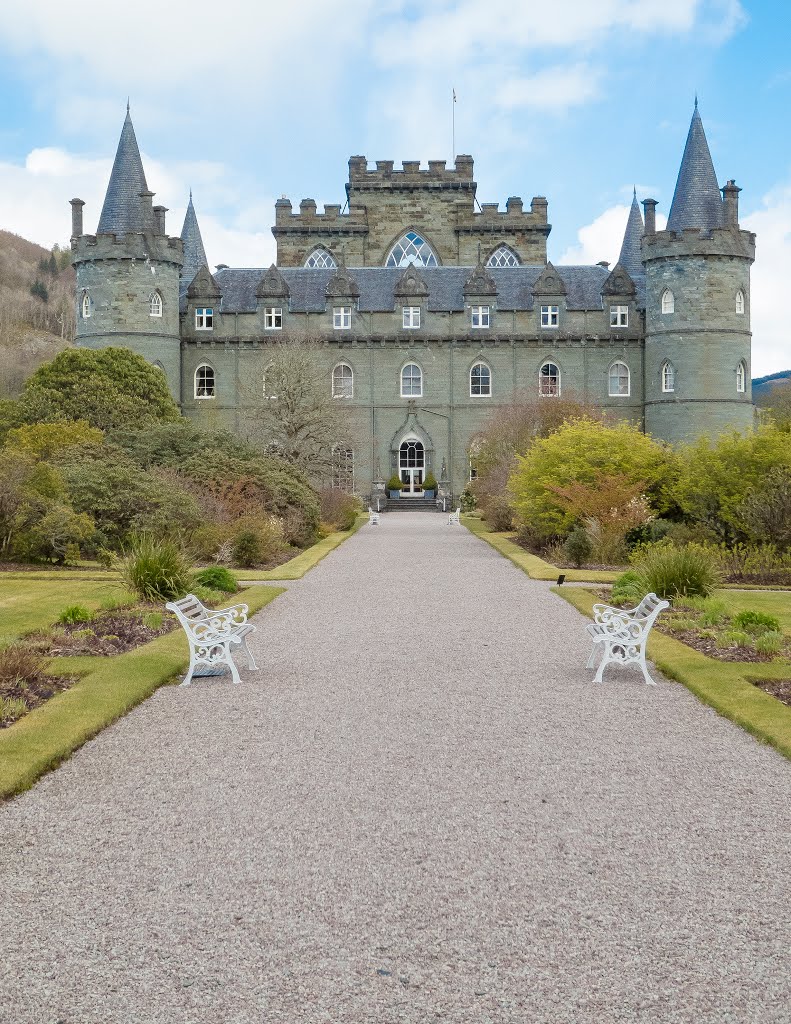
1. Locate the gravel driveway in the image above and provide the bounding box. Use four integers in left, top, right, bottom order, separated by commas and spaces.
1, 512, 790, 1023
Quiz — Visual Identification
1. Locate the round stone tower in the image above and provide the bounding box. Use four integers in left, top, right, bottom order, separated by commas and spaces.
70, 107, 184, 401
643, 103, 755, 444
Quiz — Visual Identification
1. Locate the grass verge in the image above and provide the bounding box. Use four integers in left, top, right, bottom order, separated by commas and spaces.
0, 584, 283, 800
554, 584, 791, 762
235, 517, 366, 580
0, 578, 131, 644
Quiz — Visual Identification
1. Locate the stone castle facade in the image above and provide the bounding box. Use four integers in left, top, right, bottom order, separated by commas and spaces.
70, 102, 755, 499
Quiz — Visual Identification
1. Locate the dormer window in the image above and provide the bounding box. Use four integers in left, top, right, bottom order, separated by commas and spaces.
610, 305, 628, 328
471, 305, 490, 328
736, 290, 745, 314
540, 305, 559, 328
661, 289, 674, 314
333, 306, 351, 330
402, 306, 421, 329
195, 307, 213, 330
486, 246, 519, 268
386, 232, 438, 268
305, 248, 337, 269
265, 307, 283, 330
149, 292, 162, 317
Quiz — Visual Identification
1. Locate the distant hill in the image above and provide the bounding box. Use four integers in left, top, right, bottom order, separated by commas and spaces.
0, 230, 75, 397
753, 370, 791, 406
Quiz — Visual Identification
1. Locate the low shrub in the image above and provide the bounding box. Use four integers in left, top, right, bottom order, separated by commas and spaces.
232, 530, 262, 569
731, 610, 781, 635
191, 585, 229, 608
117, 534, 192, 602
755, 631, 784, 656
611, 570, 644, 606
563, 527, 592, 568
628, 543, 722, 600
387, 474, 402, 491
717, 630, 751, 649
422, 472, 438, 491
0, 644, 46, 684
57, 604, 94, 625
483, 496, 513, 532
192, 566, 238, 594
460, 488, 477, 512
318, 488, 360, 531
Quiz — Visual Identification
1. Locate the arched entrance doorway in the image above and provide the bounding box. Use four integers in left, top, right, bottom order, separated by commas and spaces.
399, 439, 425, 494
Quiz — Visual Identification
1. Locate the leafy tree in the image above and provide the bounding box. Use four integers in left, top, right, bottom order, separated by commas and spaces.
763, 380, 791, 433
5, 421, 103, 461
509, 418, 674, 541
548, 473, 654, 563
29, 279, 49, 303
18, 505, 95, 564
736, 467, 791, 549
20, 347, 180, 431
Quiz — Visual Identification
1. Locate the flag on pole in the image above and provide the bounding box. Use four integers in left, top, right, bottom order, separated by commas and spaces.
453, 88, 457, 102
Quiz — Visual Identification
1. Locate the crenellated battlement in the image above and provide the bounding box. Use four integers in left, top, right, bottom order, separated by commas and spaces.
274, 198, 368, 232
642, 226, 755, 262
347, 155, 476, 191
71, 231, 184, 267
457, 196, 549, 235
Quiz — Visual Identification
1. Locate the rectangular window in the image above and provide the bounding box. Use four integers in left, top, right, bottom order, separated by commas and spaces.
333, 306, 351, 330
610, 305, 628, 327
471, 305, 490, 329
265, 307, 282, 330
540, 305, 559, 328
195, 307, 213, 330
402, 306, 421, 329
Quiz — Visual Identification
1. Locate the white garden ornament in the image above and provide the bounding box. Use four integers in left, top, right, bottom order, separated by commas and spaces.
586, 592, 669, 685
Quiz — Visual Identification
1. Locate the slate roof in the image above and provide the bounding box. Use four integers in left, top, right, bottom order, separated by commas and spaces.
97, 108, 149, 235
667, 102, 725, 233
618, 191, 644, 278
204, 265, 612, 315
180, 194, 208, 284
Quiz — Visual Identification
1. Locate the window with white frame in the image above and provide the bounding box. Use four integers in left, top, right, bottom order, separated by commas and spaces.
736, 290, 745, 314
81, 292, 93, 319
264, 307, 283, 330
149, 292, 162, 317
401, 362, 422, 397
195, 307, 213, 330
402, 306, 421, 329
331, 446, 355, 492
661, 289, 675, 314
662, 361, 675, 393
609, 361, 630, 396
471, 305, 490, 328
539, 361, 560, 396
386, 231, 438, 268
333, 305, 351, 330
610, 305, 628, 327
332, 363, 353, 398
486, 246, 520, 268
470, 362, 491, 397
305, 248, 337, 269
540, 305, 559, 328
194, 364, 215, 398
736, 360, 746, 393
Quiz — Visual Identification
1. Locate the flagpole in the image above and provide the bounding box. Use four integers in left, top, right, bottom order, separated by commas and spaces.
452, 88, 456, 160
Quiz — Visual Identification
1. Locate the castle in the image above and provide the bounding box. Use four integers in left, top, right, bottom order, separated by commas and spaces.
70, 102, 755, 499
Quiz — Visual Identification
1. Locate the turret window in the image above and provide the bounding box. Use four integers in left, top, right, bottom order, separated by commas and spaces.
470, 362, 491, 397
736, 361, 747, 393
195, 307, 213, 330
401, 362, 423, 397
539, 361, 560, 397
194, 364, 215, 399
608, 361, 630, 397
386, 232, 438, 268
486, 246, 520, 268
471, 305, 490, 328
610, 305, 628, 327
265, 307, 283, 330
736, 290, 745, 315
149, 292, 162, 317
402, 306, 421, 329
332, 363, 354, 398
661, 289, 674, 314
81, 292, 93, 319
305, 249, 337, 269
540, 305, 559, 328
662, 361, 675, 393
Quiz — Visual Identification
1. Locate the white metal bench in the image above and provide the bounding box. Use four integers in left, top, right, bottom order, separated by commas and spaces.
586, 592, 669, 685
165, 594, 258, 686
448, 507, 461, 525
368, 506, 380, 525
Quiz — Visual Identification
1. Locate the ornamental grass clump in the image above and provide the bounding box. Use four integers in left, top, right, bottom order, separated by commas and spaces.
117, 534, 192, 603
755, 631, 784, 656
192, 566, 238, 594
627, 543, 722, 600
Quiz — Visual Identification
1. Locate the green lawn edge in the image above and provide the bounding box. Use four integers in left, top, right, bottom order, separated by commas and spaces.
236, 517, 366, 580
0, 584, 284, 800
553, 584, 791, 762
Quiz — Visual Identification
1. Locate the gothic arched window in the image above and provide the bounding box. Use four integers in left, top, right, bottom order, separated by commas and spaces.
661, 289, 674, 314
470, 361, 491, 397
81, 292, 93, 319
194, 363, 215, 399
736, 360, 747, 393
662, 361, 675, 393
539, 361, 560, 397
305, 248, 337, 269
609, 361, 630, 397
401, 362, 423, 397
736, 289, 745, 315
386, 232, 438, 268
149, 291, 162, 317
486, 245, 520, 268
332, 362, 354, 398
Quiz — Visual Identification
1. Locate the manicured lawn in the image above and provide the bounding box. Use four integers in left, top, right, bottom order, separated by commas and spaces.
0, 578, 131, 644
715, 590, 791, 634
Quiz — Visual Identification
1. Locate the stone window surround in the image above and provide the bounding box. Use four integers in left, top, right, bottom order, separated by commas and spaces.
265, 307, 283, 330
661, 289, 675, 314
332, 362, 354, 398
149, 292, 162, 318
470, 360, 492, 397
400, 361, 423, 398
471, 305, 490, 329
662, 360, 675, 393
486, 245, 520, 268
736, 360, 747, 393
736, 290, 745, 315
539, 360, 560, 397
540, 305, 559, 328
333, 305, 352, 330
194, 362, 216, 399
610, 304, 628, 328
305, 248, 337, 269
195, 307, 214, 330
81, 292, 92, 319
608, 360, 630, 397
386, 231, 438, 268
402, 306, 421, 329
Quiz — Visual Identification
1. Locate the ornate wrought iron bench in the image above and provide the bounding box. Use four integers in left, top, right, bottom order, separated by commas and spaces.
586, 592, 669, 686
166, 594, 258, 686
448, 507, 461, 526
368, 506, 380, 525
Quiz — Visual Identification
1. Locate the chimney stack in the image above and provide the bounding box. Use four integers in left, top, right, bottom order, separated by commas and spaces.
70, 198, 85, 238
642, 198, 658, 235
722, 180, 740, 228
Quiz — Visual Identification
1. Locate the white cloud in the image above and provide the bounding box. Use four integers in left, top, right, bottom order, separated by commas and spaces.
496, 63, 603, 112
559, 202, 667, 265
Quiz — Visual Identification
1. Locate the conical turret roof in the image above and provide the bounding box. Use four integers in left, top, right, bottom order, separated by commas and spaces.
667, 101, 724, 233
618, 189, 644, 277
97, 105, 150, 235
181, 192, 209, 284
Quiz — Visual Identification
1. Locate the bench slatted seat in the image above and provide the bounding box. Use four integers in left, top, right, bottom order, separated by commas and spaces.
585, 592, 669, 686
368, 506, 380, 525
448, 507, 461, 525
166, 594, 258, 686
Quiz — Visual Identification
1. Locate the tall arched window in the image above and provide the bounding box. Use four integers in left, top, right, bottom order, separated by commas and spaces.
539, 361, 560, 397
81, 292, 92, 319
609, 361, 630, 397
736, 290, 745, 314
486, 245, 520, 268
149, 291, 162, 317
305, 248, 337, 269
662, 361, 675, 393
401, 362, 423, 397
386, 232, 438, 268
194, 363, 215, 399
736, 360, 747, 393
470, 361, 491, 397
661, 289, 674, 314
332, 362, 353, 398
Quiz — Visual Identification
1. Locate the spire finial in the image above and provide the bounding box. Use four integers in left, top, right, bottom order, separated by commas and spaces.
189, 187, 193, 202
694, 93, 698, 110
126, 97, 130, 114
633, 185, 637, 200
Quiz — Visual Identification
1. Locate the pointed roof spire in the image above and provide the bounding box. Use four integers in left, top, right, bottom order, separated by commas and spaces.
667, 101, 725, 233
180, 192, 209, 284
618, 189, 645, 277
97, 106, 150, 235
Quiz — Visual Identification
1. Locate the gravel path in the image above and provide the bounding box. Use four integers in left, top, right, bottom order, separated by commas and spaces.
2, 513, 790, 1023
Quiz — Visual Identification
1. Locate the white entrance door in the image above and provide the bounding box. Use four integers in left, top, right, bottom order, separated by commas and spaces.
399, 440, 425, 495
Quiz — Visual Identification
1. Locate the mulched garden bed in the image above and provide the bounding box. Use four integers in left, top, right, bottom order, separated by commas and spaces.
748, 678, 791, 707
659, 628, 775, 663
0, 645, 78, 728
29, 609, 177, 657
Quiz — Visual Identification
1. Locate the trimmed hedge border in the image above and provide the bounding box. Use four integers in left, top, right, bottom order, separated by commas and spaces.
0, 585, 283, 800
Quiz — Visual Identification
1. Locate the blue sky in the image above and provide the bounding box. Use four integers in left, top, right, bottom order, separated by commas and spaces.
0, 0, 788, 374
